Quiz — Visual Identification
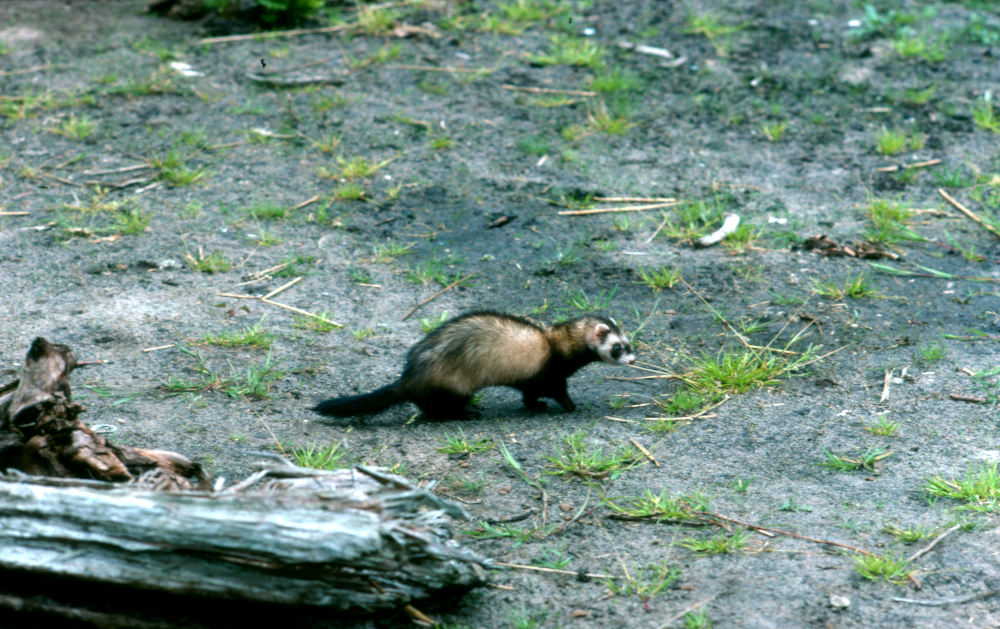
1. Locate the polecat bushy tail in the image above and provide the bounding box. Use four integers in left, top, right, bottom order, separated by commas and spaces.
312, 311, 636, 420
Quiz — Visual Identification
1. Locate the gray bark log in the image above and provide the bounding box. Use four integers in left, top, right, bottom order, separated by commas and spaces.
0, 465, 487, 610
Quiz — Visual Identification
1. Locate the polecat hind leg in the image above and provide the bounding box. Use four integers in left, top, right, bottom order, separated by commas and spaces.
521, 390, 547, 411
412, 390, 471, 419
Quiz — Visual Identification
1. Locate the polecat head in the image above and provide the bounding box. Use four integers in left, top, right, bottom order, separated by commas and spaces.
586, 318, 636, 366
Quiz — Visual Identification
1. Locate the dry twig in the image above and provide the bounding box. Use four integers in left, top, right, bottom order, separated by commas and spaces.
401, 273, 476, 321
558, 201, 680, 216
939, 188, 1000, 238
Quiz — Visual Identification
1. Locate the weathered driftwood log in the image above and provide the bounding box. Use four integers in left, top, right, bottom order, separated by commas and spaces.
0, 464, 487, 612
0, 337, 207, 489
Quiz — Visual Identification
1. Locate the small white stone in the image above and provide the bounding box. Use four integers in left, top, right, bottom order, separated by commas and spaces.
830, 594, 851, 609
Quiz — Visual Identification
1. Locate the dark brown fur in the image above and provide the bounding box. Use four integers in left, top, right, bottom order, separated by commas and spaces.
312, 311, 634, 419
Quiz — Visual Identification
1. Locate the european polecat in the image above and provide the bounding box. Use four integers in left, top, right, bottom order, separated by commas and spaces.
312, 311, 636, 419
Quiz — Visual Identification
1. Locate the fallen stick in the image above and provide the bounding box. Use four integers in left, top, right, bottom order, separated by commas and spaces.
401, 273, 476, 321
289, 194, 320, 211
643, 213, 671, 244
949, 393, 986, 403
261, 297, 342, 327
501, 84, 597, 97
494, 562, 614, 581
142, 344, 175, 352
892, 590, 1000, 607
0, 211, 29, 216
558, 201, 681, 216
262, 276, 302, 300
245, 71, 345, 86
629, 437, 659, 466
880, 368, 892, 403
939, 188, 1000, 238
0, 63, 59, 76
659, 596, 716, 629
595, 196, 677, 203
199, 24, 351, 45
907, 524, 961, 562
876, 158, 942, 173
393, 64, 492, 73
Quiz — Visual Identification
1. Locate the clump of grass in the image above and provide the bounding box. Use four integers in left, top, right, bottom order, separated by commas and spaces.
419, 311, 449, 333
604, 488, 711, 523
437, 428, 495, 455
406, 257, 464, 287
924, 461, 1000, 512
853, 549, 914, 584
587, 100, 634, 135
159, 346, 286, 399
530, 545, 571, 570
561, 287, 615, 313
683, 610, 713, 629
652, 390, 712, 418
53, 113, 96, 140
589, 66, 640, 94
971, 99, 1000, 134
355, 4, 396, 35
916, 342, 946, 365
605, 562, 680, 603
250, 224, 282, 247
227, 352, 287, 398
875, 127, 924, 155
334, 182, 367, 201
247, 200, 289, 220
335, 155, 391, 179
760, 120, 789, 142
865, 198, 922, 244
293, 310, 339, 333
499, 0, 564, 23
152, 149, 209, 186
516, 134, 549, 156
932, 164, 975, 188
819, 446, 892, 472
371, 240, 414, 263
864, 415, 900, 437
899, 84, 937, 106
882, 523, 935, 543
290, 441, 347, 470
637, 265, 681, 291
528, 34, 605, 69
811, 271, 877, 300
677, 530, 751, 554
682, 345, 817, 397
185, 249, 232, 273
272, 254, 316, 277
662, 195, 731, 242
547, 430, 638, 480
891, 34, 947, 63
202, 320, 273, 349
430, 135, 454, 150
113, 207, 152, 235
685, 12, 745, 56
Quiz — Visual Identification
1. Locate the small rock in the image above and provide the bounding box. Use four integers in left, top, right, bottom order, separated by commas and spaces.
158, 258, 181, 270
560, 503, 573, 512
497, 484, 511, 495
830, 594, 850, 609
570, 609, 589, 618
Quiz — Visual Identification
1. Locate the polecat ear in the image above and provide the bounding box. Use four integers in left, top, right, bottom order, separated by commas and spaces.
593, 323, 610, 343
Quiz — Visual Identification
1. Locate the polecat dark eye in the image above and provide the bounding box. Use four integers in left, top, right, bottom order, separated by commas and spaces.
613, 343, 622, 352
